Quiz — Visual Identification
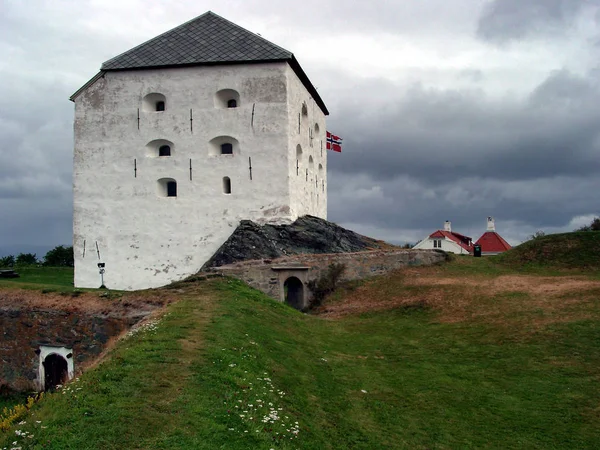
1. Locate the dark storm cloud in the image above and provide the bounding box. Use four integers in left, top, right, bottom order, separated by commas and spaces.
0, 6, 79, 248
0, 74, 73, 198
0, 198, 72, 247
327, 169, 600, 245
1, 0, 599, 250
327, 70, 600, 184
477, 0, 598, 43
324, 68, 600, 243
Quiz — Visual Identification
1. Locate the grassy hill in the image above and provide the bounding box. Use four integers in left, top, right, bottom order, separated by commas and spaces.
0, 266, 75, 291
2, 258, 600, 449
497, 231, 600, 270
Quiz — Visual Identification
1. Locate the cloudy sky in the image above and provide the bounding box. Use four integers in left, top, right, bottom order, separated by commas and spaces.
1, 0, 599, 255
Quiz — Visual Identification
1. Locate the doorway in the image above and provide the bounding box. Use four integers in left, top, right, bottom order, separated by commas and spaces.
284, 277, 304, 310
43, 354, 68, 390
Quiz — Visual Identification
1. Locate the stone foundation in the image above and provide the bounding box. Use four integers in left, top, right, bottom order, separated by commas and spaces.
205, 249, 447, 309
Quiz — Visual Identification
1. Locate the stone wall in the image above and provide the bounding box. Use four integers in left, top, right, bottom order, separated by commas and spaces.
0, 308, 138, 392
0, 287, 169, 393
205, 249, 448, 309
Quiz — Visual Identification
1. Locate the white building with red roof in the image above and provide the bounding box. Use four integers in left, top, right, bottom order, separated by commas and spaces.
413, 221, 474, 255
475, 217, 512, 255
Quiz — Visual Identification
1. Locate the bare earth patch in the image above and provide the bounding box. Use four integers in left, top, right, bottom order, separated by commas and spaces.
318, 267, 600, 330
0, 288, 178, 318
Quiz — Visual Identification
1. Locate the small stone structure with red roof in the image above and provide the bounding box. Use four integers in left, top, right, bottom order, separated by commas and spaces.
475, 217, 512, 255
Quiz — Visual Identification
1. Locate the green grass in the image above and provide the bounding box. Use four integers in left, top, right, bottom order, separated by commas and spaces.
444, 253, 586, 278
0, 393, 28, 413
2, 267, 599, 449
0, 266, 75, 291
497, 231, 600, 271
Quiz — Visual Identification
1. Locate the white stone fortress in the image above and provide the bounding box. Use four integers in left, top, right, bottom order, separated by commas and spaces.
71, 12, 329, 290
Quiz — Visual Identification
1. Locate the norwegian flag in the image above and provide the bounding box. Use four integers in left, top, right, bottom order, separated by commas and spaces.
326, 131, 343, 152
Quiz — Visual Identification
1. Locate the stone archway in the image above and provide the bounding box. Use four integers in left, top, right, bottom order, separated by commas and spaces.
43, 354, 68, 391
284, 277, 304, 310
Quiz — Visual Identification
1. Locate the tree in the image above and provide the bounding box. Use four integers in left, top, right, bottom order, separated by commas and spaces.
43, 245, 74, 267
15, 253, 38, 266
0, 255, 15, 267
576, 217, 600, 232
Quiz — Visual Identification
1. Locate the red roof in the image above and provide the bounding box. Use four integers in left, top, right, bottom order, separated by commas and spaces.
429, 230, 473, 253
475, 232, 512, 253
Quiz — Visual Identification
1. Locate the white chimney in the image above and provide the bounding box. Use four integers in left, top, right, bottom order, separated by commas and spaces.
444, 220, 452, 232
487, 216, 496, 232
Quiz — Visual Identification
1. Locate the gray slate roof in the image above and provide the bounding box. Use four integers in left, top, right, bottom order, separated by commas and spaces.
102, 12, 293, 70
73, 12, 328, 114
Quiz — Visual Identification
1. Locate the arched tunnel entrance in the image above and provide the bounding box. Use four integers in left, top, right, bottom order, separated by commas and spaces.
43, 354, 68, 391
284, 276, 304, 310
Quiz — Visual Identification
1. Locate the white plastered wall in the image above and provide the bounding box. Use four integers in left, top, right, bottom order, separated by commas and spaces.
73, 63, 311, 290
413, 237, 471, 255
38, 346, 74, 391
285, 65, 327, 219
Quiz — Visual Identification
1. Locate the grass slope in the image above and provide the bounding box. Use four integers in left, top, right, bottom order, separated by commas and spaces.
0, 266, 74, 291
498, 231, 600, 270
0, 393, 28, 413
2, 260, 600, 449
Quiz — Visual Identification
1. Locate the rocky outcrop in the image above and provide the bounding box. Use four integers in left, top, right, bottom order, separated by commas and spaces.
202, 216, 392, 269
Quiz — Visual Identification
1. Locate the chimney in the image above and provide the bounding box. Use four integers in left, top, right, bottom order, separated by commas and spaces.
444, 220, 451, 232
487, 216, 496, 232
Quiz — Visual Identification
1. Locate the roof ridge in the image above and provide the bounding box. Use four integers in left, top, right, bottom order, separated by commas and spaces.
101, 11, 292, 70
203, 11, 293, 58
101, 11, 214, 69
74, 12, 328, 114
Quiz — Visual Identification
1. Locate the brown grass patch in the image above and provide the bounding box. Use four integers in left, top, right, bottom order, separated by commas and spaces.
318, 267, 600, 331
411, 274, 600, 296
